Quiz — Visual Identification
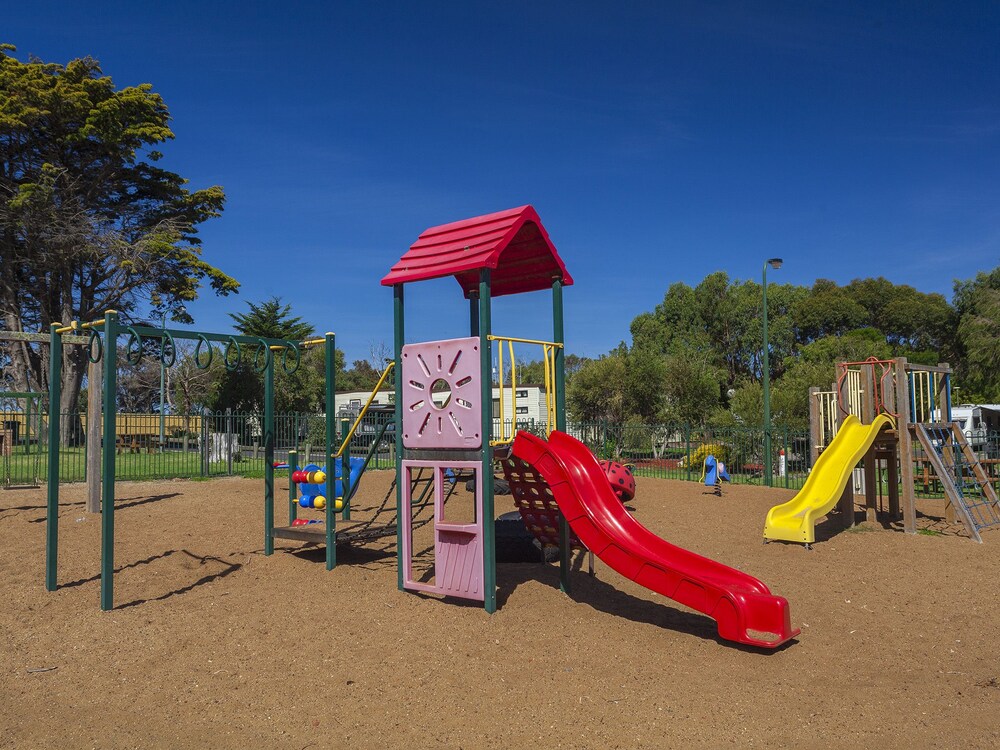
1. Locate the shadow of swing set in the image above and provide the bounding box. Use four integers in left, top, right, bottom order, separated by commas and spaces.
42, 205, 799, 649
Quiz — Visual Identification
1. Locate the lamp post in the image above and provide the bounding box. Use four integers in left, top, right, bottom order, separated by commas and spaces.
762, 258, 783, 487
159, 312, 166, 453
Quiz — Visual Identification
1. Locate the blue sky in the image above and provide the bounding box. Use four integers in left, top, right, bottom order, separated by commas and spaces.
7, 1, 999, 362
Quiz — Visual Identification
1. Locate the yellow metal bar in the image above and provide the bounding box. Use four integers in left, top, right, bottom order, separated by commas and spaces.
543, 343, 556, 435
497, 343, 505, 437
508, 339, 517, 441
301, 335, 333, 349
331, 362, 396, 458
487, 334, 563, 348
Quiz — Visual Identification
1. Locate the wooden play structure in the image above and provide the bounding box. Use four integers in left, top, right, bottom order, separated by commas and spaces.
808, 357, 1000, 542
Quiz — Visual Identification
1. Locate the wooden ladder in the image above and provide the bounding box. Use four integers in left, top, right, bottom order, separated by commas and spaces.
912, 422, 1000, 543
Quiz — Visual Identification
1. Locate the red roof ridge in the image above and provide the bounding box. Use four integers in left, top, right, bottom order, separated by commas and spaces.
381, 205, 573, 298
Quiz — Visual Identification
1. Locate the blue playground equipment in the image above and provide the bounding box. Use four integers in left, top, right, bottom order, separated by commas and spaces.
703, 454, 730, 496
295, 458, 366, 509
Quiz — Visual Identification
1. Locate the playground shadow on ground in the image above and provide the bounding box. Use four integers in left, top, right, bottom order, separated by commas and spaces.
58, 548, 243, 609
495, 554, 796, 652
16, 492, 182, 524
289, 541, 396, 571
811, 506, 967, 543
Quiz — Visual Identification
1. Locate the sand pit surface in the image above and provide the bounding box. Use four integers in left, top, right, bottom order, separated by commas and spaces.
2, 471, 999, 748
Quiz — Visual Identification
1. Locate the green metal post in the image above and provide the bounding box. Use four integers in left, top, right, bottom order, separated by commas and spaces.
761, 258, 782, 487
393, 287, 405, 590
340, 417, 351, 520
553, 279, 571, 594
45, 324, 62, 591
24, 396, 31, 455
263, 350, 275, 556
288, 449, 298, 524
325, 333, 336, 570
101, 311, 119, 611
469, 293, 479, 337
479, 271, 496, 613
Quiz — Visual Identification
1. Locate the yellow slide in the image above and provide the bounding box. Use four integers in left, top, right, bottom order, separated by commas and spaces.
764, 414, 893, 545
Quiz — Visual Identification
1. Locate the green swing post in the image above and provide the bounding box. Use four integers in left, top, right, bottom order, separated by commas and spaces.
479, 270, 497, 614
263, 347, 275, 556
100, 311, 119, 611
45, 324, 62, 591
288, 449, 298, 524
325, 332, 337, 570
393, 286, 405, 590
552, 279, 571, 594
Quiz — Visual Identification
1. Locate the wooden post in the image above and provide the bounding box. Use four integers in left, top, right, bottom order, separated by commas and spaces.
895, 357, 917, 534
86, 357, 102, 514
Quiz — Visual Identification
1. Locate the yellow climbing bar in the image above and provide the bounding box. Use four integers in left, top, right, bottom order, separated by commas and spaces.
489, 335, 558, 446
55, 317, 107, 335
300, 335, 334, 349
332, 361, 395, 458
487, 334, 562, 348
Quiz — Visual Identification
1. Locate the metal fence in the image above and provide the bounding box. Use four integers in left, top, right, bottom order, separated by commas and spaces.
0, 409, 398, 486
564, 421, 813, 490
4, 409, 998, 497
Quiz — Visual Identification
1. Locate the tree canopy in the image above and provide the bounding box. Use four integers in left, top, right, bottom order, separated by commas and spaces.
0, 44, 236, 416
571, 266, 1000, 428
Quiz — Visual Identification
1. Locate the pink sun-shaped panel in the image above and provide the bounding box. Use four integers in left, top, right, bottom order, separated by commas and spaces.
401, 337, 482, 449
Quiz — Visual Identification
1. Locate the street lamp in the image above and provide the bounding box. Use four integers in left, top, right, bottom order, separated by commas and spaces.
762, 258, 783, 487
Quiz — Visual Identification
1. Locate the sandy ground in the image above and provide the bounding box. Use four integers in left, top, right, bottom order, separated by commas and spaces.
2, 471, 999, 749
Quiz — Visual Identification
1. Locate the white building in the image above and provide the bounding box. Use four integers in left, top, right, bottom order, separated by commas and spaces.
334, 384, 551, 427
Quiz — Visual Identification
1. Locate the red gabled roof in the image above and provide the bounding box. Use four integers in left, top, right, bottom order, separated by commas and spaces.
381, 205, 573, 298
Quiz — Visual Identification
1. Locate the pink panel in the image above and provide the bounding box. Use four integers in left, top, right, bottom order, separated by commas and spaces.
400, 460, 484, 602
401, 337, 482, 449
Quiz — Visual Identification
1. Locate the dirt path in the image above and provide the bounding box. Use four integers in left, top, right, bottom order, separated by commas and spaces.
2, 472, 998, 748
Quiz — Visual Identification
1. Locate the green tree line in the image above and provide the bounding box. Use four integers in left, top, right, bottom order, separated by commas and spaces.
567, 269, 1000, 429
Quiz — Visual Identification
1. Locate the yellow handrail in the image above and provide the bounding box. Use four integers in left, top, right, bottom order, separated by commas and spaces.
487, 334, 563, 348
332, 361, 395, 458
489, 336, 558, 447
300, 335, 334, 349
55, 318, 107, 335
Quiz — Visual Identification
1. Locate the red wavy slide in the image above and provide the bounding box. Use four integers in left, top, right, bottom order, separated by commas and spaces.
512, 430, 799, 648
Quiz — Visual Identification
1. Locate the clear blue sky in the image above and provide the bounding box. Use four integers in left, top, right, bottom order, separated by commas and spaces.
7, 1, 999, 362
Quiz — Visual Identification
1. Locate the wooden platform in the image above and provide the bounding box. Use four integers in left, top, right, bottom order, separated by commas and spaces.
271, 522, 399, 545
271, 524, 331, 543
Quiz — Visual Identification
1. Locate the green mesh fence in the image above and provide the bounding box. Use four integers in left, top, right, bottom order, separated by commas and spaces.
6, 408, 997, 496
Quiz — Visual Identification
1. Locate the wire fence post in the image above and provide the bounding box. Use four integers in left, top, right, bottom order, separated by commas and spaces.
200, 410, 208, 477
225, 407, 233, 476
685, 424, 692, 482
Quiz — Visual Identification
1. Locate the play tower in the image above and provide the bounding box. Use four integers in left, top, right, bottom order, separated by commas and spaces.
801, 357, 1000, 543
382, 205, 573, 613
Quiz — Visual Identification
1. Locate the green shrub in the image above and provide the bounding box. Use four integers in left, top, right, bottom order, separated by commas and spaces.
684, 442, 729, 469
